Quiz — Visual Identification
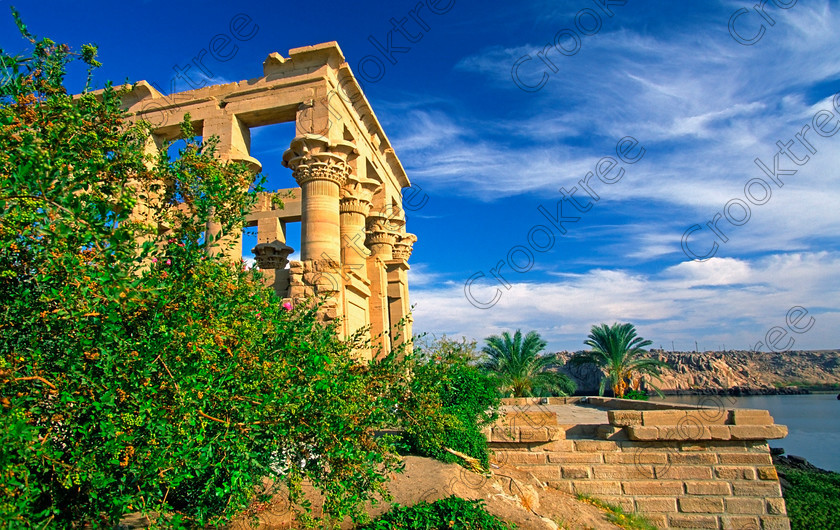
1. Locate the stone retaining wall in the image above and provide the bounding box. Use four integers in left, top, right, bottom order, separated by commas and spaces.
487, 397, 790, 529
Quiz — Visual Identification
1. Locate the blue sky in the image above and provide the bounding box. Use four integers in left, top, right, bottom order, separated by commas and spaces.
5, 0, 839, 352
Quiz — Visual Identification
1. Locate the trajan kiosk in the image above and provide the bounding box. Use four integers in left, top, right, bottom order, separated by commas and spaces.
121, 42, 416, 359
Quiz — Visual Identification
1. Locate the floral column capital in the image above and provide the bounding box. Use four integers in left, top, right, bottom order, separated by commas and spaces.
392, 233, 417, 262
282, 135, 356, 187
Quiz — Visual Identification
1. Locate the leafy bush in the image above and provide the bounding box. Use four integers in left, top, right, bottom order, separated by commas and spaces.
0, 16, 407, 527
779, 466, 840, 530
360, 496, 515, 530
399, 337, 499, 469
622, 389, 650, 401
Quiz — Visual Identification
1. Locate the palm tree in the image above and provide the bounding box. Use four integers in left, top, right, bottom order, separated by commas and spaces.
482, 330, 576, 397
570, 323, 668, 398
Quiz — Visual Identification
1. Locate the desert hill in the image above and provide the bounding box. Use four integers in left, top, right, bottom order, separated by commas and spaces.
553, 349, 840, 395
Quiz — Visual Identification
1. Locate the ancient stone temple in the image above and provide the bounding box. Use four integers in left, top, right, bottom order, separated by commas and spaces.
120, 42, 416, 359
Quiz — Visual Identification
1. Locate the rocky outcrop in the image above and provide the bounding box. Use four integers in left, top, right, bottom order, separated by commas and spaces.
552, 349, 840, 395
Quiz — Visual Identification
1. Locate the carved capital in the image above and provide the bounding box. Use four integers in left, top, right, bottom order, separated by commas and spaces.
340, 196, 371, 216
367, 205, 405, 232
342, 175, 381, 203
392, 233, 417, 262
224, 151, 262, 174
289, 154, 349, 187
366, 214, 402, 256
366, 212, 399, 233
365, 229, 397, 248
252, 241, 295, 270
282, 135, 356, 187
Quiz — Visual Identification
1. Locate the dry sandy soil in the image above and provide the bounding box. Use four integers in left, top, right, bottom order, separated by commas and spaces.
218, 455, 623, 529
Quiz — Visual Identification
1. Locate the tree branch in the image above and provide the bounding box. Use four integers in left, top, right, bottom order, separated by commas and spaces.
9, 375, 57, 390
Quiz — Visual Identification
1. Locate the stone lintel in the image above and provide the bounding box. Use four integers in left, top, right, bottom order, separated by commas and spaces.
246, 192, 302, 223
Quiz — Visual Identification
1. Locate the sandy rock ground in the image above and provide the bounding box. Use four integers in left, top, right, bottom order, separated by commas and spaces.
217, 455, 621, 529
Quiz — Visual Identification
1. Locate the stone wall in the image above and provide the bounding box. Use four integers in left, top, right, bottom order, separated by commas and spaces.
286, 259, 341, 323
487, 398, 790, 529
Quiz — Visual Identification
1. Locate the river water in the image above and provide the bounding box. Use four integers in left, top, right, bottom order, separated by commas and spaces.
655, 393, 840, 472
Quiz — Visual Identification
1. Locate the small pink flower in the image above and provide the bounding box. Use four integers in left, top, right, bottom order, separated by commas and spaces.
282, 301, 292, 311
165, 259, 171, 265
151, 257, 158, 263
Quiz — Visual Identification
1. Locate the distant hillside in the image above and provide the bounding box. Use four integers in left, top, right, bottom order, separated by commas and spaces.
552, 350, 840, 395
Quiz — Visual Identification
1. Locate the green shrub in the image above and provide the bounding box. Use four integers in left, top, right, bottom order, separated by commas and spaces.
360, 496, 515, 529
779, 466, 840, 530
399, 337, 499, 469
622, 389, 650, 401
0, 16, 407, 527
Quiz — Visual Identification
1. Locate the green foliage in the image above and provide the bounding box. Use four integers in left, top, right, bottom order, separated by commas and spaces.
0, 17, 408, 528
360, 496, 515, 530
399, 336, 499, 469
779, 466, 840, 530
621, 389, 650, 401
569, 323, 666, 398
482, 330, 576, 397
575, 494, 658, 530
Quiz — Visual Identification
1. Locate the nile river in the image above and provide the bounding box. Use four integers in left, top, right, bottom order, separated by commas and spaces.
656, 393, 840, 472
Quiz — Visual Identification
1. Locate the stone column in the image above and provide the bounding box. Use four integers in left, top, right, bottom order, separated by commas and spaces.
132, 134, 165, 263
204, 114, 261, 260
340, 176, 380, 268
387, 234, 415, 351
365, 213, 399, 357
386, 265, 411, 349
282, 135, 354, 262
